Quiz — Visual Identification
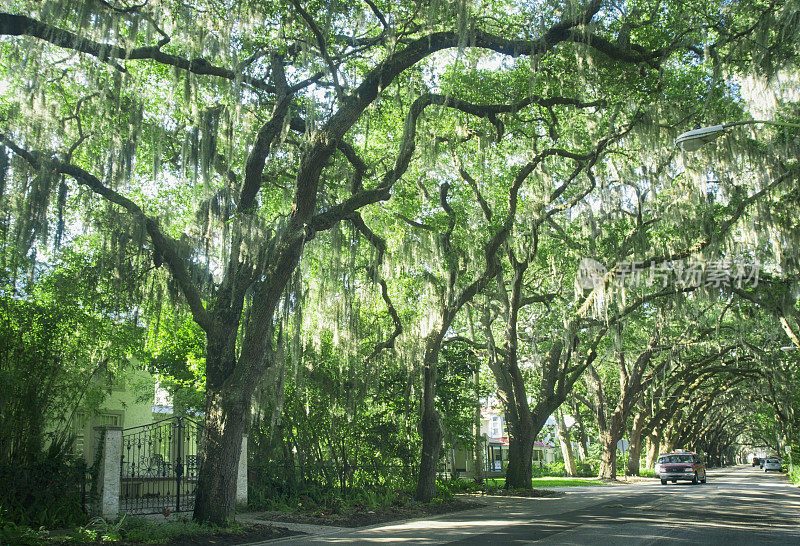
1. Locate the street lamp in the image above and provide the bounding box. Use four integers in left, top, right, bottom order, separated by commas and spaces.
675, 120, 800, 151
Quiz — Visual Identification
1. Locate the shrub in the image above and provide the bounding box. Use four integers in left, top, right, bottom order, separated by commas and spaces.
0, 521, 49, 546
0, 443, 87, 528
638, 467, 656, 478
575, 460, 598, 477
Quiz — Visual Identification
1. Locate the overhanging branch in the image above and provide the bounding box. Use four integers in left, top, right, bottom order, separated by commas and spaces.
0, 133, 213, 332
0, 12, 322, 94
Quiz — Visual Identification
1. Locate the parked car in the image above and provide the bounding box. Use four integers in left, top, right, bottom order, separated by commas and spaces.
763, 457, 783, 472
655, 451, 707, 485
752, 457, 761, 467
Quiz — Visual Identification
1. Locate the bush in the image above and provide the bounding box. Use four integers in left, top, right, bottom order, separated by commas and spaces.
435, 481, 455, 500
575, 460, 598, 477
531, 460, 597, 478
0, 444, 87, 528
536, 462, 566, 477
788, 460, 800, 486
0, 521, 49, 546
117, 517, 233, 544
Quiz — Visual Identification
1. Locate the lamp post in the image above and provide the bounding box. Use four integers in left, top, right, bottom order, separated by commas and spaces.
675, 120, 800, 151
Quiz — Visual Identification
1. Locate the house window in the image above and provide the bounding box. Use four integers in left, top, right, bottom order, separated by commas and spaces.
73, 413, 88, 457
97, 413, 123, 427
490, 416, 503, 438
73, 411, 124, 459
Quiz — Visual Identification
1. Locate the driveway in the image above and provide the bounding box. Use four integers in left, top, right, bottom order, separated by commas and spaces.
249, 465, 800, 544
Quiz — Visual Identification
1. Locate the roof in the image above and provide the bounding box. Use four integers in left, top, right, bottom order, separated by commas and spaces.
487, 436, 555, 448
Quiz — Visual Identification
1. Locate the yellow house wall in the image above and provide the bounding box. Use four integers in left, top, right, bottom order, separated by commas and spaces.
80, 368, 157, 464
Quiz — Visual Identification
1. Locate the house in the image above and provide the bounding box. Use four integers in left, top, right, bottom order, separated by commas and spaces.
75, 368, 205, 473
74, 368, 159, 464
74, 367, 210, 516
484, 437, 558, 474
444, 402, 557, 479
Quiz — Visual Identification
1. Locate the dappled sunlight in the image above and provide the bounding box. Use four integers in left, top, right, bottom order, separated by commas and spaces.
1, 0, 798, 537
272, 467, 800, 543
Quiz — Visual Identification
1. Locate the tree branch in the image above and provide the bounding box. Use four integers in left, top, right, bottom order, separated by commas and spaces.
239, 54, 291, 213
0, 133, 213, 332
0, 12, 322, 94
348, 212, 402, 361
289, 0, 344, 99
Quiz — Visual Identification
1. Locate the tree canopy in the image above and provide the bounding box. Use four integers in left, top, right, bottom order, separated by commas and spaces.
1, 0, 799, 525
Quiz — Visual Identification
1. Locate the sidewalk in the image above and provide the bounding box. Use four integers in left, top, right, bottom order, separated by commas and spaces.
237, 485, 647, 544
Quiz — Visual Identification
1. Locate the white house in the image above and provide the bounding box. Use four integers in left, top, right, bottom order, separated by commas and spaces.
445, 402, 557, 479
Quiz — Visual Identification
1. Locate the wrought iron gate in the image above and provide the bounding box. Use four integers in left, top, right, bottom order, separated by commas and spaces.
120, 417, 203, 515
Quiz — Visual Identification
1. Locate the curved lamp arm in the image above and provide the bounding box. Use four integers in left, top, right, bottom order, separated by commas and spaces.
675, 120, 800, 151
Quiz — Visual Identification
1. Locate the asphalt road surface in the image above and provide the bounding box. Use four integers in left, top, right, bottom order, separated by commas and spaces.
266, 465, 800, 544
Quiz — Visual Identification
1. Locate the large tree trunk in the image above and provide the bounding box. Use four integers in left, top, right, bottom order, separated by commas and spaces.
466, 307, 484, 482
415, 407, 443, 501
598, 430, 618, 480
571, 400, 589, 461
660, 426, 675, 455
591, 341, 655, 481
193, 324, 255, 524
626, 411, 644, 476
556, 409, 577, 476
498, 343, 566, 488
473, 370, 484, 482
504, 412, 534, 488
194, 387, 248, 524
598, 413, 624, 480
645, 432, 660, 469
415, 336, 444, 502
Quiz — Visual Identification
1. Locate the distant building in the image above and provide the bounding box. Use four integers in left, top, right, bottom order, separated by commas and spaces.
73, 370, 199, 465
444, 401, 557, 479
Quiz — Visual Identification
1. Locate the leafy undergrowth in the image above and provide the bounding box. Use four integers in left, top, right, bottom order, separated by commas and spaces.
789, 464, 800, 486
252, 497, 482, 528
1, 515, 300, 545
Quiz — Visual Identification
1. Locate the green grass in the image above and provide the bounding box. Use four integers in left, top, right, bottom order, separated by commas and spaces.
532, 478, 604, 487
481, 477, 603, 488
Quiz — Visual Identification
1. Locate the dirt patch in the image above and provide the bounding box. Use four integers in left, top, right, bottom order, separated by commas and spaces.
50, 523, 301, 545
164, 523, 301, 545
254, 498, 483, 528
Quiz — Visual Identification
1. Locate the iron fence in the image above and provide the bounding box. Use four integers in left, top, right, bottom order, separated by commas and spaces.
120, 417, 203, 515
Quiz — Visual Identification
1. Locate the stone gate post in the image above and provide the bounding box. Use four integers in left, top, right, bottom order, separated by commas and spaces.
93, 425, 122, 520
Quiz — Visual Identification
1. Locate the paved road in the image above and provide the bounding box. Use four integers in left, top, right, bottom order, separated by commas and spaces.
258, 465, 800, 544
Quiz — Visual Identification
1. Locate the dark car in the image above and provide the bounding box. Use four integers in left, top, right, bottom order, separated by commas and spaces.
752, 457, 761, 467
655, 451, 707, 485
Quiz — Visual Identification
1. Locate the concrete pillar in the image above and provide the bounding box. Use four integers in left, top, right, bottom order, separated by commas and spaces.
236, 435, 248, 505
93, 426, 122, 520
